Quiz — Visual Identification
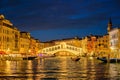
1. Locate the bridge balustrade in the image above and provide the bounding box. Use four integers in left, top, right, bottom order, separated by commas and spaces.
41, 43, 82, 55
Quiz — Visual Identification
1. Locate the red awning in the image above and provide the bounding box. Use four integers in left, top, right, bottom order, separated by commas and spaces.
0, 51, 6, 55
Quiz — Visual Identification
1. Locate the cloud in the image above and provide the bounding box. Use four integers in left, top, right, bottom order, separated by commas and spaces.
0, 0, 120, 41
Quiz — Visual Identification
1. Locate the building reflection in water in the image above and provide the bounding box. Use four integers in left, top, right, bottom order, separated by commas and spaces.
0, 57, 120, 80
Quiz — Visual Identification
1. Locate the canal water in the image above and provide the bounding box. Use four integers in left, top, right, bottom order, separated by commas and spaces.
0, 57, 120, 80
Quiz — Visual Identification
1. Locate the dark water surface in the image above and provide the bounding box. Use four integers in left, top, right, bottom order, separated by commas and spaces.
0, 57, 120, 80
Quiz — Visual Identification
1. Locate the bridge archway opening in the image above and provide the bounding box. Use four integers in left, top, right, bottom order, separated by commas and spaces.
53, 51, 76, 56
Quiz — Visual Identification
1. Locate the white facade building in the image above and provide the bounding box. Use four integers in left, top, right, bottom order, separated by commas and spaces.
109, 28, 120, 58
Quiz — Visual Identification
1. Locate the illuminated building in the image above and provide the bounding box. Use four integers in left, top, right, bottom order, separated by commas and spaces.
40, 37, 82, 50
35, 39, 41, 54
95, 34, 110, 57
54, 37, 82, 47
87, 35, 97, 56
19, 32, 30, 55
107, 17, 120, 58
0, 14, 20, 54
82, 35, 97, 56
0, 14, 41, 55
41, 41, 55, 48
109, 28, 120, 58
1, 14, 120, 57
29, 37, 37, 55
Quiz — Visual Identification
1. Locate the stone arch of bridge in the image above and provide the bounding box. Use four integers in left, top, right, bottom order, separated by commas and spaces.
41, 43, 82, 56
43, 48, 81, 56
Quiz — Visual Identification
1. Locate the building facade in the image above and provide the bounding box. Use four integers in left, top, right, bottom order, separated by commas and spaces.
1, 14, 120, 57
109, 28, 120, 58
0, 15, 20, 54
35, 39, 41, 54
0, 14, 41, 55
95, 34, 110, 57
19, 32, 31, 55
54, 37, 82, 47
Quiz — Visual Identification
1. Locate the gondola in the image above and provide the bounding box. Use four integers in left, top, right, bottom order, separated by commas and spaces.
71, 56, 80, 61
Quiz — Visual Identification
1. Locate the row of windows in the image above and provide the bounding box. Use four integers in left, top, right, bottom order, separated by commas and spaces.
21, 44, 29, 48
20, 39, 30, 42
95, 44, 108, 48
97, 39, 108, 42
110, 34, 119, 39
0, 35, 19, 42
0, 25, 18, 35
0, 28, 13, 34
0, 36, 13, 42
1, 44, 12, 50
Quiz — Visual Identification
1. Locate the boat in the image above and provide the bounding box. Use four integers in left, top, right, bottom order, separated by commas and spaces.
71, 56, 80, 61
23, 56, 37, 60
97, 57, 120, 63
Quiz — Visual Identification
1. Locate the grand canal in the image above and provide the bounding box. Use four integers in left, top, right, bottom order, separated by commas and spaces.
0, 57, 120, 80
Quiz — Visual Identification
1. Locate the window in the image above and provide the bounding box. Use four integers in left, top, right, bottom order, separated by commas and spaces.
7, 37, 9, 42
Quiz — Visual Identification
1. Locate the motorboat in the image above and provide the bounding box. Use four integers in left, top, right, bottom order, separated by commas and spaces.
97, 57, 120, 63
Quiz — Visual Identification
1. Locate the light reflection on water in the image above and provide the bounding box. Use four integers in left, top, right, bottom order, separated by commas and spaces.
0, 57, 120, 80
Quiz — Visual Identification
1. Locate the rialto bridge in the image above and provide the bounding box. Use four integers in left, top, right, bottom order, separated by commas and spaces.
40, 42, 83, 56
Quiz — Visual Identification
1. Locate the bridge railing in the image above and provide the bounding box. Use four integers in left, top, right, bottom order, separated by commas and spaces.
41, 43, 82, 55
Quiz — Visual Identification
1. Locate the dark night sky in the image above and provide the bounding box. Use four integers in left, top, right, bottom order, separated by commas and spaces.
0, 0, 120, 42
